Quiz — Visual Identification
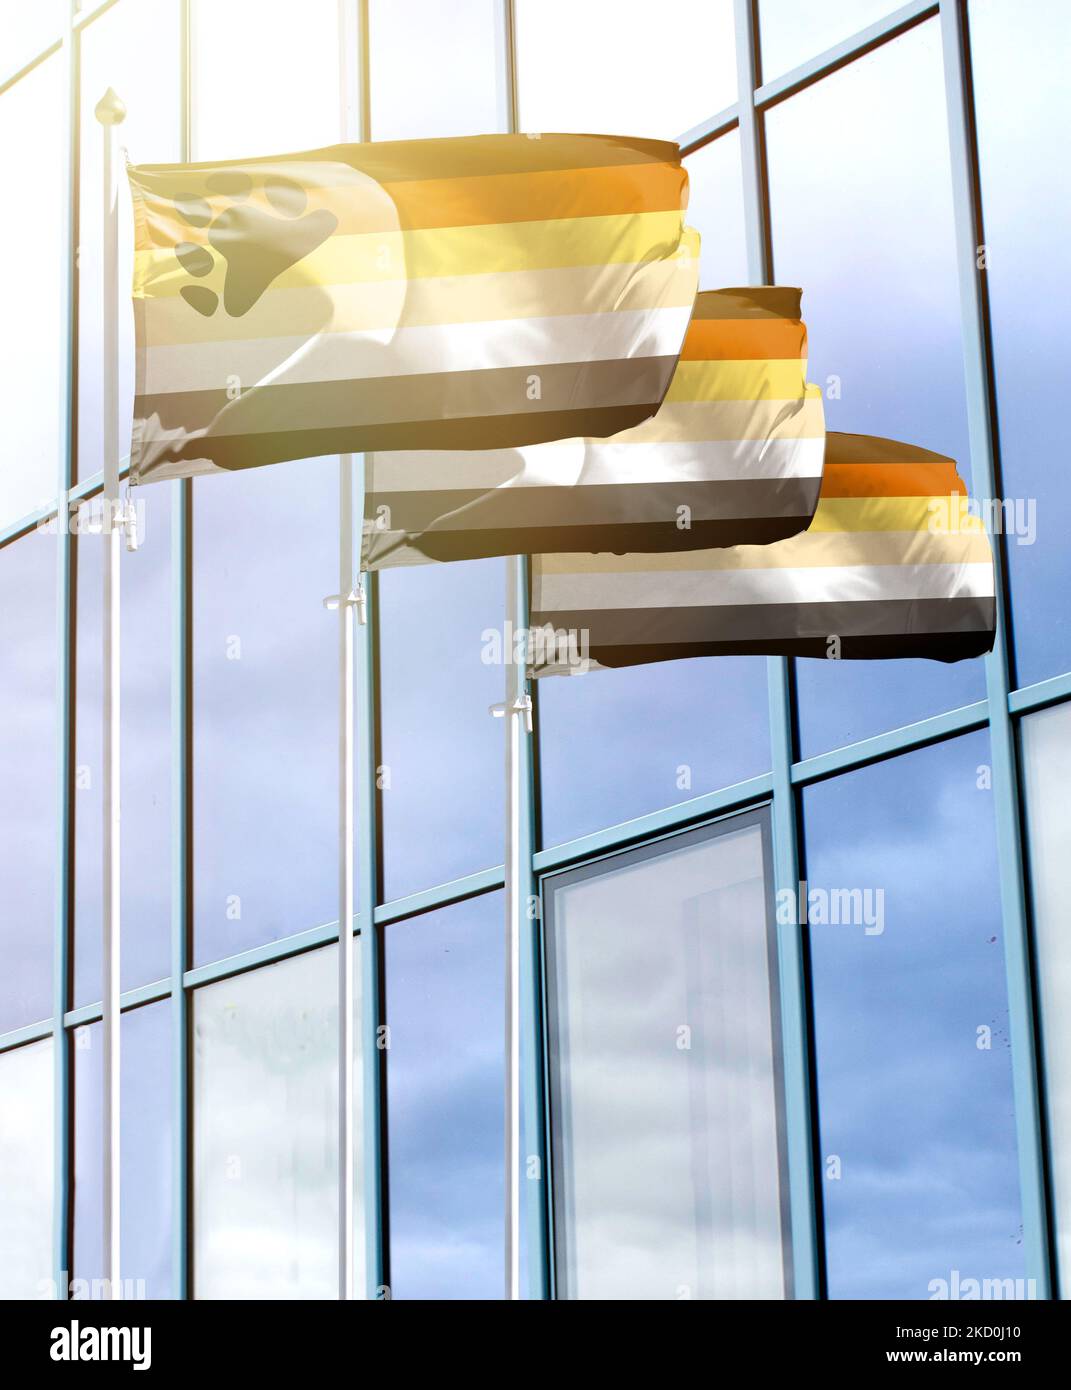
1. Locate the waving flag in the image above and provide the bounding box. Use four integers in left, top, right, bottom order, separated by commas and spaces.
363, 287, 823, 566
126, 134, 699, 484
528, 431, 995, 674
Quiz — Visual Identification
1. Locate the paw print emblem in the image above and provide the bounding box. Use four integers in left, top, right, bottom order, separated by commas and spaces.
171, 172, 338, 317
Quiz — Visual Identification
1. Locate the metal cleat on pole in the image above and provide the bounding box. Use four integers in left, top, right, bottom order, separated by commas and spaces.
489, 694, 533, 734
323, 577, 368, 625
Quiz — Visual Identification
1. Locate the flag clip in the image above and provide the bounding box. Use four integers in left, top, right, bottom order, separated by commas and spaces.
488, 694, 533, 733
117, 497, 140, 553
322, 579, 367, 623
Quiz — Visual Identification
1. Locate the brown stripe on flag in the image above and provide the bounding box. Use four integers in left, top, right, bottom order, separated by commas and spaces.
133, 356, 678, 471
531, 598, 996, 663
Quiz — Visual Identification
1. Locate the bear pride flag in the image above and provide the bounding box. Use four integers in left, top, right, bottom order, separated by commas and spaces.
362, 287, 824, 566
528, 431, 995, 674
125, 133, 699, 483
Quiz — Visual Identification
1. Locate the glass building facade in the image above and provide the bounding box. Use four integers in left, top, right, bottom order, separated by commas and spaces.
0, 0, 1068, 1300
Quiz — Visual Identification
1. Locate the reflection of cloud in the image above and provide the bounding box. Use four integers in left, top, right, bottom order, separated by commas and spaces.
193, 945, 363, 1300
551, 827, 787, 1299
805, 731, 1024, 1299
0, 1038, 53, 1298
0, 529, 58, 1032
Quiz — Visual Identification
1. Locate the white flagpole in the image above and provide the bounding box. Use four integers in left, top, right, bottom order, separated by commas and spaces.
503, 565, 528, 1301
95, 85, 126, 1301
496, 0, 524, 1304
336, 0, 361, 1301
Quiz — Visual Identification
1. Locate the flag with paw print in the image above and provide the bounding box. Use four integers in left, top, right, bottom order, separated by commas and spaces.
126, 133, 699, 484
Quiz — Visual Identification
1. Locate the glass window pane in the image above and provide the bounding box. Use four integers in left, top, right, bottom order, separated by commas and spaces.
0, 1037, 54, 1298
539, 659, 769, 851
516, 0, 737, 140
970, 0, 1071, 687
0, 531, 56, 1033
193, 943, 362, 1298
684, 133, 750, 289
193, 460, 339, 964
1021, 701, 1071, 1290
2, 1, 64, 83
72, 1001, 172, 1298
545, 815, 788, 1299
385, 893, 503, 1298
758, 0, 899, 82
766, 22, 984, 758
0, 55, 63, 530
369, 0, 500, 140
379, 561, 505, 899
191, 0, 340, 160
78, 0, 182, 484
74, 489, 172, 1003
803, 732, 1024, 1299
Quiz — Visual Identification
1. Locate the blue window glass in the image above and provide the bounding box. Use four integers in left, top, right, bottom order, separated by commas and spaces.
766, 22, 986, 758
0, 1037, 54, 1298
379, 560, 506, 898
538, 658, 770, 851
193, 459, 341, 964
77, 0, 182, 485
0, 530, 56, 1033
544, 814, 789, 1299
758, 0, 900, 82
385, 892, 503, 1298
73, 1001, 172, 1299
192, 944, 362, 1299
369, 0, 501, 140
685, 132, 751, 290
74, 487, 172, 1003
969, 0, 1071, 688
803, 731, 1024, 1299
1020, 701, 1071, 1290
0, 54, 63, 531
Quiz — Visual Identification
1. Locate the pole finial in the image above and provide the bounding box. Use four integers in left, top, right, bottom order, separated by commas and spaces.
95, 87, 127, 126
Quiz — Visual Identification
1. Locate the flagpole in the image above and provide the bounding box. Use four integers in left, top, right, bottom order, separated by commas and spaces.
503, 560, 530, 1301
496, 0, 525, 1304
335, 0, 363, 1301
96, 85, 126, 1301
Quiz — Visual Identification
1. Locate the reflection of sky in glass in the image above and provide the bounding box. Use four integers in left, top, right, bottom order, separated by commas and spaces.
77, 0, 182, 484
379, 561, 505, 898
74, 489, 172, 1001
0, 1038, 53, 1298
758, 0, 899, 83
0, 55, 63, 529
516, 0, 736, 139
547, 821, 787, 1299
684, 133, 750, 289
969, 0, 1071, 688
539, 658, 770, 849
1020, 704, 1071, 1288
193, 459, 340, 962
385, 893, 503, 1298
767, 22, 985, 757
193, 943, 363, 1298
804, 732, 1023, 1299
73, 1001, 172, 1298
0, 530, 55, 1032
369, 0, 501, 141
